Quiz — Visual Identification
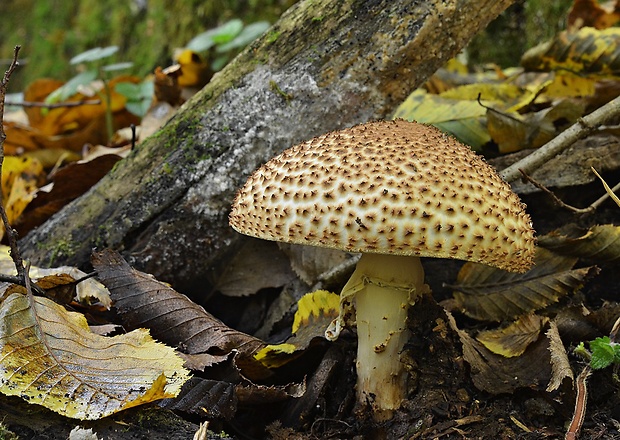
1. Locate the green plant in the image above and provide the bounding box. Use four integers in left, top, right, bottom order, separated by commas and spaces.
577, 336, 620, 370
186, 19, 270, 71
44, 46, 151, 140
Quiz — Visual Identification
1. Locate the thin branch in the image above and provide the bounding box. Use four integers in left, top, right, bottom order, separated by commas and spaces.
6, 99, 101, 109
500, 94, 620, 183
0, 46, 25, 279
518, 169, 594, 214
518, 167, 620, 214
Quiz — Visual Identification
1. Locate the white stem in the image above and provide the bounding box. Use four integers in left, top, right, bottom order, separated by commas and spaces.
344, 253, 425, 420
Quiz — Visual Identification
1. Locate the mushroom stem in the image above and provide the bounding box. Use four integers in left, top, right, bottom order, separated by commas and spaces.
344, 253, 426, 420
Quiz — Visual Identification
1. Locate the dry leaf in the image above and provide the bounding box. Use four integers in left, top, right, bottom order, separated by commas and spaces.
16, 155, 121, 237
538, 224, 620, 262
546, 321, 573, 392
0, 292, 189, 420
568, 0, 620, 30
278, 243, 351, 286
449, 247, 598, 322
447, 311, 552, 394
160, 377, 237, 419
91, 249, 270, 380
476, 314, 548, 358
0, 246, 112, 308
214, 239, 296, 297
254, 290, 339, 368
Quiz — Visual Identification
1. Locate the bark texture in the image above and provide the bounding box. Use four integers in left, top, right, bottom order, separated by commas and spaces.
20, 0, 514, 292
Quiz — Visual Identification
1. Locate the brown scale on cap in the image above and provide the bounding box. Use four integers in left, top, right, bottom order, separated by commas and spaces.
230, 119, 535, 273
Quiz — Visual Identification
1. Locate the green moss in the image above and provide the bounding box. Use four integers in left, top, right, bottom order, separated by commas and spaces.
45, 239, 76, 267
265, 30, 282, 43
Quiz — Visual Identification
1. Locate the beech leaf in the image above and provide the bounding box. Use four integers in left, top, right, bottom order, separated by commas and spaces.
91, 249, 270, 380
446, 311, 553, 395
538, 224, 620, 262
254, 290, 339, 368
449, 247, 598, 322
0, 293, 189, 420
476, 314, 548, 358
213, 239, 296, 297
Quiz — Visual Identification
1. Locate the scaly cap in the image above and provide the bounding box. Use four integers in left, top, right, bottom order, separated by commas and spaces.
230, 119, 535, 272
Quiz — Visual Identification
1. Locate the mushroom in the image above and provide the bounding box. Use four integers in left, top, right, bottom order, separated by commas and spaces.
229, 119, 535, 420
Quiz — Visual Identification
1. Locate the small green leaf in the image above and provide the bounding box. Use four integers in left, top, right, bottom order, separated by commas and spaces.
44, 70, 98, 104
70, 46, 119, 64
186, 19, 243, 52
102, 62, 133, 72
590, 336, 616, 369
216, 21, 270, 53
116, 80, 154, 117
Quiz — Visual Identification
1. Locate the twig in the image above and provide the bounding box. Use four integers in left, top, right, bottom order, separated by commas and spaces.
0, 46, 25, 279
518, 169, 594, 214
565, 365, 591, 440
500, 94, 620, 183
518, 167, 620, 214
5, 99, 101, 109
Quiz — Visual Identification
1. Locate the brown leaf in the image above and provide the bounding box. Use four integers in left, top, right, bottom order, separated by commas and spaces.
546, 321, 573, 392
448, 247, 599, 322
91, 249, 270, 380
447, 311, 552, 394
476, 314, 548, 358
16, 155, 121, 236
538, 224, 620, 263
214, 239, 296, 296
160, 377, 237, 419
568, 0, 620, 30
278, 243, 351, 286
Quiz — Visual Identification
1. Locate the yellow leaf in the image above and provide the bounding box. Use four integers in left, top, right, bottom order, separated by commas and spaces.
292, 289, 339, 333
1, 156, 43, 203
522, 27, 620, 77
476, 314, 548, 357
543, 71, 597, 97
393, 89, 490, 150
0, 293, 190, 420
254, 290, 339, 368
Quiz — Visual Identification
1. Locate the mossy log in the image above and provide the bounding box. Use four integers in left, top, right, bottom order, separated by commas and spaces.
20, 0, 514, 293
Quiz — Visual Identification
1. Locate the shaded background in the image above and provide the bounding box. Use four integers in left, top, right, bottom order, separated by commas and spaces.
2, 0, 572, 92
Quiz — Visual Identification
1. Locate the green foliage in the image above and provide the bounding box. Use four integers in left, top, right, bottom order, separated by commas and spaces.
186, 19, 270, 71
44, 45, 149, 117
115, 80, 154, 117
590, 337, 620, 369
70, 46, 119, 64
579, 337, 620, 370
44, 70, 98, 104
44, 46, 133, 105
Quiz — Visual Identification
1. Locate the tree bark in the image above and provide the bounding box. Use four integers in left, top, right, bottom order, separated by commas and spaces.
20, 0, 515, 293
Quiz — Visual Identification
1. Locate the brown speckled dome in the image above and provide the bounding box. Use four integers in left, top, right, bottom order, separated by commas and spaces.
230, 119, 535, 272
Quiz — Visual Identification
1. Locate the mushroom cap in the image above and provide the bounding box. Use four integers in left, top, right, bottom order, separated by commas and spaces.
230, 119, 535, 272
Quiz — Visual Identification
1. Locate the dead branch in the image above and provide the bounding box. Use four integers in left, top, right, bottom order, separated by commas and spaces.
500, 94, 620, 183
0, 46, 26, 279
